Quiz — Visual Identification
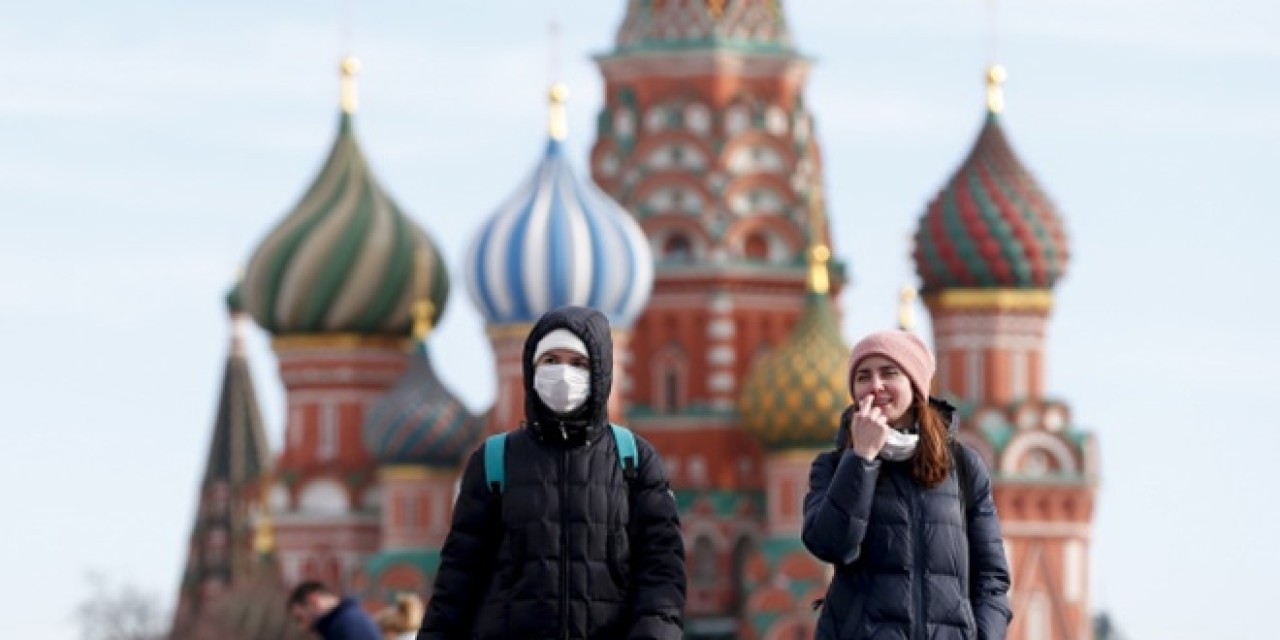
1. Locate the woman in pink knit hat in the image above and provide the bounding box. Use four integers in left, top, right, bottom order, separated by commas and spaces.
803, 330, 1012, 640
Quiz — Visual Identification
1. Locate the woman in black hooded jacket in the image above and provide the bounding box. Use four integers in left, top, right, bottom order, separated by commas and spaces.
419, 306, 686, 640
803, 330, 1012, 640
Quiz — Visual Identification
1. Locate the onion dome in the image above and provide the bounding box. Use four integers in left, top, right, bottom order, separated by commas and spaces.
362, 302, 478, 467
613, 0, 795, 55
740, 188, 849, 450
466, 84, 653, 327
242, 57, 449, 335
913, 66, 1069, 293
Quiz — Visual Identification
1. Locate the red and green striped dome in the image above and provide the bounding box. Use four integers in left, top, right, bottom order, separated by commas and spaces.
242, 66, 449, 336
913, 111, 1069, 292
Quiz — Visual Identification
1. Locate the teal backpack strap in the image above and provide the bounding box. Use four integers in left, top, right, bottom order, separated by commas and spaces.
484, 433, 508, 494
610, 424, 639, 481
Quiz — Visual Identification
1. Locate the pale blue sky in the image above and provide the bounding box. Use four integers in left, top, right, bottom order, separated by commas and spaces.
2, 1, 1277, 639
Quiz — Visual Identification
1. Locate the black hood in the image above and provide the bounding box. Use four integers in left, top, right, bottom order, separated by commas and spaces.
834, 396, 958, 450
522, 306, 614, 446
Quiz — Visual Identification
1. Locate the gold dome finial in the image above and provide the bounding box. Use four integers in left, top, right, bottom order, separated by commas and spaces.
340, 55, 362, 114
805, 187, 831, 296
986, 64, 1007, 114
898, 285, 918, 331
410, 245, 435, 340
548, 83, 569, 141
412, 299, 435, 341
707, 0, 727, 19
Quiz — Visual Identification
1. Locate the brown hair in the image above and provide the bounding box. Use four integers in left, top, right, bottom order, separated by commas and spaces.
910, 392, 952, 489
285, 581, 331, 608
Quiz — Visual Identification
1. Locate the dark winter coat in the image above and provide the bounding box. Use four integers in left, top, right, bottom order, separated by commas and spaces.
313, 598, 382, 640
803, 399, 1012, 640
419, 306, 686, 640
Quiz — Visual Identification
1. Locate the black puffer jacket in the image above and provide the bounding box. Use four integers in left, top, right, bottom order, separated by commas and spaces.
419, 306, 686, 640
803, 399, 1012, 640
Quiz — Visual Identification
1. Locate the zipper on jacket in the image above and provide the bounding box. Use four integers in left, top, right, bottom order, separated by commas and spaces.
559, 447, 570, 640
912, 480, 928, 640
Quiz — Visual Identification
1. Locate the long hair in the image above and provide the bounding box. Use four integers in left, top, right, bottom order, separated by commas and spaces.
910, 393, 952, 489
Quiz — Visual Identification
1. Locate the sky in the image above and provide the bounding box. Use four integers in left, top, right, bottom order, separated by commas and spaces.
1, 1, 1277, 638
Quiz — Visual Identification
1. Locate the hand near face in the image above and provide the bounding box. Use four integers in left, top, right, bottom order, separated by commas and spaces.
850, 394, 892, 462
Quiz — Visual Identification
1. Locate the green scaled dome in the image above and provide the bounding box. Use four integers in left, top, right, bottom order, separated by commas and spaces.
739, 292, 850, 451
243, 60, 449, 335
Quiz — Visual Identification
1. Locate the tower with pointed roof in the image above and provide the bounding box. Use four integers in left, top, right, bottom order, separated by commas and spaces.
239, 57, 452, 592
913, 66, 1098, 640
465, 83, 654, 435
589, 1, 843, 633
171, 280, 275, 638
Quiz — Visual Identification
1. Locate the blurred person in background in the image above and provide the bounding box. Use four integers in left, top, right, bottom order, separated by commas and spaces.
287, 581, 381, 640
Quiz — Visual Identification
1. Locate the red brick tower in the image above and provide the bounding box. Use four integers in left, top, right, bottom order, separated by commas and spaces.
913, 66, 1100, 640
240, 57, 451, 591
590, 2, 844, 634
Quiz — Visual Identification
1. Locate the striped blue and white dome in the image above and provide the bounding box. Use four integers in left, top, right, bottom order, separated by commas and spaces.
466, 135, 654, 327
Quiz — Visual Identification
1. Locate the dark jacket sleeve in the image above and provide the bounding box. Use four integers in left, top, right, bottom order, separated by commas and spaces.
626, 438, 686, 640
801, 448, 881, 565
958, 444, 1013, 640
314, 600, 381, 640
418, 447, 500, 640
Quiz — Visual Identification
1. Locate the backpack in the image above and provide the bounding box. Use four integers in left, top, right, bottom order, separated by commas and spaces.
811, 441, 973, 611
483, 424, 639, 494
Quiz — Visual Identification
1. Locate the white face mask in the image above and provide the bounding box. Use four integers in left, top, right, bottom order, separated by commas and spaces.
533, 364, 591, 415
879, 428, 919, 461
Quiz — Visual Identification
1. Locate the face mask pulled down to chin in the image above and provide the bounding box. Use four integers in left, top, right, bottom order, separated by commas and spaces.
533, 364, 591, 415
878, 428, 919, 461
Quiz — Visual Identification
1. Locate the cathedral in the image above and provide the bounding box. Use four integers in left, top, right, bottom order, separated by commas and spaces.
170, 2, 1101, 639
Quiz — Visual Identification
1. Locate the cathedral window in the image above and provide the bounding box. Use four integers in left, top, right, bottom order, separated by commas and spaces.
662, 234, 693, 263
688, 456, 708, 487
692, 536, 717, 585
645, 106, 668, 133
598, 152, 620, 177
684, 103, 711, 135
725, 105, 750, 136
613, 109, 635, 138
299, 479, 349, 516
317, 402, 337, 461
744, 232, 769, 261
794, 113, 811, 143
727, 144, 785, 174
765, 105, 789, 136
664, 369, 681, 411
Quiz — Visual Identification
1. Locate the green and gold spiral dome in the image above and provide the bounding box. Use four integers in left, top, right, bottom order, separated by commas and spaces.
739, 290, 849, 450
242, 57, 449, 336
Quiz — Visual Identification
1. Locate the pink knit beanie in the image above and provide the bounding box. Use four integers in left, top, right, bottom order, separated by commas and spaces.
846, 330, 936, 400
